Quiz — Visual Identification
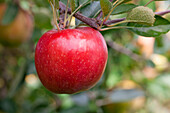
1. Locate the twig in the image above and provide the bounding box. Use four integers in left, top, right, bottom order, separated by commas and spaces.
107, 40, 144, 61
102, 10, 170, 25
96, 11, 103, 20
67, 0, 91, 28
104, 0, 122, 22
103, 18, 126, 25
59, 1, 99, 29
144, 0, 154, 7
49, 0, 60, 31
155, 10, 170, 15
96, 0, 114, 20
59, 1, 170, 30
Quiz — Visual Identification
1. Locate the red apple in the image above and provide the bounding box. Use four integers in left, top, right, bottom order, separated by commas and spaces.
0, 3, 33, 46
35, 27, 108, 94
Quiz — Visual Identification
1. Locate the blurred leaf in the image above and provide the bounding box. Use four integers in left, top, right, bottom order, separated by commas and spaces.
101, 102, 130, 113
111, 4, 137, 15
0, 98, 16, 113
33, 0, 50, 7
100, 0, 113, 17
31, 27, 43, 43
146, 60, 155, 68
154, 0, 167, 1
71, 93, 89, 106
127, 15, 170, 37
1, 3, 19, 25
34, 11, 53, 29
0, 0, 5, 3
60, 106, 88, 113
109, 89, 144, 102
27, 61, 37, 75
148, 74, 170, 101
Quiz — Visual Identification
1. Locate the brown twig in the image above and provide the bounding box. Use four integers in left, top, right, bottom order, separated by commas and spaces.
155, 10, 170, 15
59, 1, 170, 29
101, 10, 170, 25
107, 40, 144, 61
59, 1, 99, 29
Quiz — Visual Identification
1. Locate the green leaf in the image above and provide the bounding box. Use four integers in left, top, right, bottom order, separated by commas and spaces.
111, 3, 138, 15
127, 15, 170, 37
70, 0, 76, 12
80, 1, 101, 18
1, 3, 19, 25
122, 0, 132, 3
76, 1, 101, 25
100, 0, 113, 17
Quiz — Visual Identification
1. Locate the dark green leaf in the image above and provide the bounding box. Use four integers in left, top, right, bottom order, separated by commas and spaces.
76, 1, 101, 25
127, 15, 170, 37
111, 3, 138, 15
1, 3, 19, 25
100, 0, 113, 17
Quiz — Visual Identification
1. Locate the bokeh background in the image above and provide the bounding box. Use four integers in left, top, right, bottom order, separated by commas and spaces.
0, 0, 170, 113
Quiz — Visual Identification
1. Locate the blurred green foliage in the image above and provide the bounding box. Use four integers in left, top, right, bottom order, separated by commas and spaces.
0, 0, 170, 113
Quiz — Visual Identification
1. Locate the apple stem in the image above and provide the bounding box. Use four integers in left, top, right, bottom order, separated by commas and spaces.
49, 0, 60, 31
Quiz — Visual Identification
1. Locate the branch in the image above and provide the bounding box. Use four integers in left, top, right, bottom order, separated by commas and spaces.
59, 2, 99, 29
155, 10, 170, 15
103, 10, 170, 25
107, 40, 144, 61
104, 18, 126, 25
59, 1, 170, 29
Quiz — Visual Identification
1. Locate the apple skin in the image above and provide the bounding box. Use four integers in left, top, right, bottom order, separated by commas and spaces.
0, 3, 33, 47
35, 27, 108, 94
